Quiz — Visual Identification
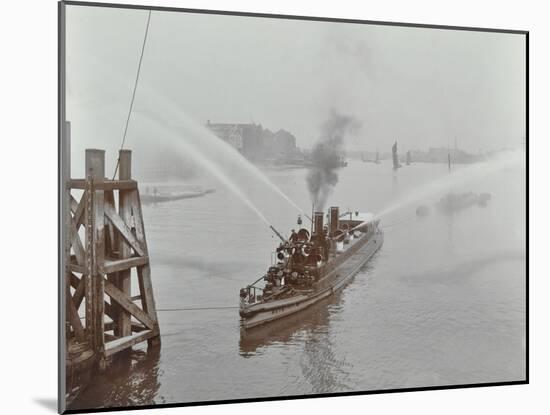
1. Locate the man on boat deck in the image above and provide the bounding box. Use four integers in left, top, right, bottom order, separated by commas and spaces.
289, 229, 298, 243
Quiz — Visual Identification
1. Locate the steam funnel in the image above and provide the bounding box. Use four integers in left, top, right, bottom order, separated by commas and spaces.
313, 211, 324, 236
330, 206, 339, 235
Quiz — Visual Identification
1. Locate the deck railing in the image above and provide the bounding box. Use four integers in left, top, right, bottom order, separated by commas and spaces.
242, 275, 265, 305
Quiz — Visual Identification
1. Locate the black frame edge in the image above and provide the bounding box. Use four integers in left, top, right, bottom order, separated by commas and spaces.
58, 1, 67, 414
64, 381, 529, 414
62, 0, 528, 35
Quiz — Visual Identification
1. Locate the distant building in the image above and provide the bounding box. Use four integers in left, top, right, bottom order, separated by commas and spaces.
206, 120, 304, 164
205, 121, 260, 158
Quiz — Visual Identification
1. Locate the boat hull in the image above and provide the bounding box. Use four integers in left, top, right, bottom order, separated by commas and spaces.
241, 230, 383, 329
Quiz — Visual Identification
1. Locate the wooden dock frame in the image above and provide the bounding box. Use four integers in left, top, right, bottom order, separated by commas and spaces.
65, 148, 160, 371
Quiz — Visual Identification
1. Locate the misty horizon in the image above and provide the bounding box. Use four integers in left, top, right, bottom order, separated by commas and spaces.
66, 6, 526, 172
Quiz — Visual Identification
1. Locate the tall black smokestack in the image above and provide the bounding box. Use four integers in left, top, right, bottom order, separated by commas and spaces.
330, 206, 339, 235
392, 141, 399, 170
306, 110, 360, 210
313, 211, 324, 237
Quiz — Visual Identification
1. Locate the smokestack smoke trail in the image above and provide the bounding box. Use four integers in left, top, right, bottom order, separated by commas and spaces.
306, 110, 360, 210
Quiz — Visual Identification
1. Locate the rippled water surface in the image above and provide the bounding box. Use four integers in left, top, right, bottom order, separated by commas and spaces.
70, 159, 526, 410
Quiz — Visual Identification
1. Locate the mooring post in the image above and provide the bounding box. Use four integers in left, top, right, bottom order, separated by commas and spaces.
117, 150, 132, 338
85, 149, 106, 363
66, 148, 161, 380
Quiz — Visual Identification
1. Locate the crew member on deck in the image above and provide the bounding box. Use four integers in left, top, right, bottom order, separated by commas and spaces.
289, 229, 298, 243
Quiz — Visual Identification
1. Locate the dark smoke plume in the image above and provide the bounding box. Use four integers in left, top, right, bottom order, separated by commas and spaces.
306, 110, 360, 210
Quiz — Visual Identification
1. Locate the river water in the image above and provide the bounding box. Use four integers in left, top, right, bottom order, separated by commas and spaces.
69, 158, 526, 410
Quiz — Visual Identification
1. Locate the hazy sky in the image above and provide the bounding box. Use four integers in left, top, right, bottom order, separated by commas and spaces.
66, 4, 526, 165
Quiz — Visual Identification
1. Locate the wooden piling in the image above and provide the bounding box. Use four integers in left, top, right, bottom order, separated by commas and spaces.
117, 150, 132, 338
85, 149, 106, 360
132, 187, 161, 348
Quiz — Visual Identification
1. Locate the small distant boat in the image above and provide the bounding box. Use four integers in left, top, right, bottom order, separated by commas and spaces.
141, 188, 215, 204
337, 155, 348, 167
392, 141, 402, 170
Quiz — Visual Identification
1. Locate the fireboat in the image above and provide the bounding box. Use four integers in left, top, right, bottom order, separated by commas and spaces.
239, 206, 384, 329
